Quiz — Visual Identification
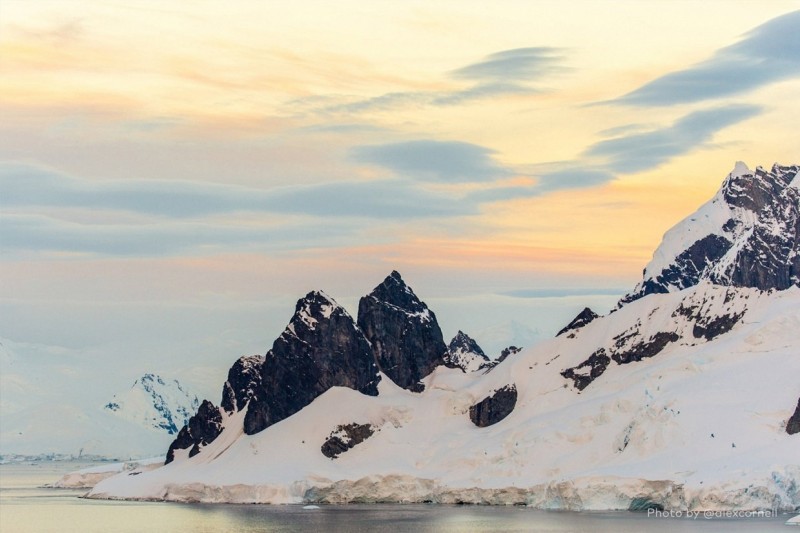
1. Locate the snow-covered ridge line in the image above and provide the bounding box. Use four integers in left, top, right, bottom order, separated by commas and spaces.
624, 162, 799, 305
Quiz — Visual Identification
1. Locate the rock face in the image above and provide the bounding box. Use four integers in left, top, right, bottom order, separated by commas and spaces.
357, 271, 450, 392
445, 331, 491, 372
497, 346, 522, 363
561, 349, 611, 391
321, 423, 376, 459
611, 332, 680, 365
469, 385, 517, 428
787, 398, 800, 435
168, 272, 456, 460
221, 355, 265, 413
469, 385, 518, 427
244, 291, 380, 435
556, 308, 599, 337
621, 163, 799, 305
165, 400, 223, 464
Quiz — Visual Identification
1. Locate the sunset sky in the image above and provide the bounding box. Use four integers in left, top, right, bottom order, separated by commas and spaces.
1, 2, 798, 393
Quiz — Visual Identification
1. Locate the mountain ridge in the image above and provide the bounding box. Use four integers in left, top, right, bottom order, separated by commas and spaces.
87, 162, 800, 511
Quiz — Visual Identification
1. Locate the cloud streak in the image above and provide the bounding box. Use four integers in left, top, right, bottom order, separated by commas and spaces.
613, 10, 800, 106
351, 140, 512, 182
319, 47, 566, 113
0, 163, 472, 220
470, 104, 760, 200
0, 214, 360, 256
584, 104, 763, 173
451, 47, 565, 83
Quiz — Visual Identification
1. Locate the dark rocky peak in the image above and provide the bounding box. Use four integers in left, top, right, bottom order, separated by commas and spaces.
448, 330, 487, 357
243, 290, 380, 435
721, 162, 797, 212
221, 354, 265, 413
621, 162, 799, 305
358, 271, 451, 392
280, 290, 350, 341
556, 307, 599, 337
445, 330, 490, 373
364, 270, 431, 318
165, 399, 223, 464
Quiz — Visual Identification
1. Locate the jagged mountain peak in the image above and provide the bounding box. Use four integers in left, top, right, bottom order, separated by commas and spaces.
280, 290, 353, 342
556, 307, 599, 337
446, 330, 490, 373
358, 271, 450, 391
296, 290, 344, 317
621, 161, 799, 305
365, 271, 429, 317
104, 373, 199, 436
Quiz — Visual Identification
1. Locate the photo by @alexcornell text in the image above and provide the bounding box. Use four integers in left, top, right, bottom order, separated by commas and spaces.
647, 508, 779, 520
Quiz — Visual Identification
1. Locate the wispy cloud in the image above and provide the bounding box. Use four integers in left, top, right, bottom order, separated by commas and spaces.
318, 47, 566, 113
584, 104, 762, 173
264, 179, 474, 218
612, 10, 800, 106
451, 47, 565, 83
471, 104, 760, 200
351, 140, 512, 182
0, 214, 358, 256
0, 163, 472, 220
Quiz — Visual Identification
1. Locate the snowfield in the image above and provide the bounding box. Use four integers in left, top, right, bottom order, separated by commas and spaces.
88, 282, 800, 511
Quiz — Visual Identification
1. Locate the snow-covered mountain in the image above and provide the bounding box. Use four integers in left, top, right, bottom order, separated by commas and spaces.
0, 343, 201, 460
444, 331, 491, 372
104, 373, 199, 435
89, 162, 799, 511
621, 162, 799, 304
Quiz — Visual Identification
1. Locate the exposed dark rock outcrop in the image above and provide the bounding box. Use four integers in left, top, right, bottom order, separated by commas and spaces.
787, 398, 800, 435
557, 307, 599, 337
244, 291, 380, 435
620, 235, 732, 305
561, 349, 611, 391
165, 400, 223, 464
357, 271, 451, 392
469, 385, 517, 427
497, 346, 521, 363
321, 423, 376, 458
691, 312, 744, 341
611, 332, 680, 364
445, 331, 491, 372
221, 355, 265, 413
716, 164, 800, 290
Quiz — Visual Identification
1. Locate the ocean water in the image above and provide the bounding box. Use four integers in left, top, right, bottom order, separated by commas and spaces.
0, 463, 792, 533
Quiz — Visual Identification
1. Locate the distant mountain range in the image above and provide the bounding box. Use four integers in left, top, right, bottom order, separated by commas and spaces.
0, 346, 199, 460
77, 163, 800, 511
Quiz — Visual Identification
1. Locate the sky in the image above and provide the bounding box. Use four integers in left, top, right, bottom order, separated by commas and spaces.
1, 1, 799, 397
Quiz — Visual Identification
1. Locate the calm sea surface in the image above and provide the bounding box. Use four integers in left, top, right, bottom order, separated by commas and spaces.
0, 463, 792, 533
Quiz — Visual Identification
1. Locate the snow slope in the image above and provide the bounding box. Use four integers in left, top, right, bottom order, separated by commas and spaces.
89, 282, 800, 510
